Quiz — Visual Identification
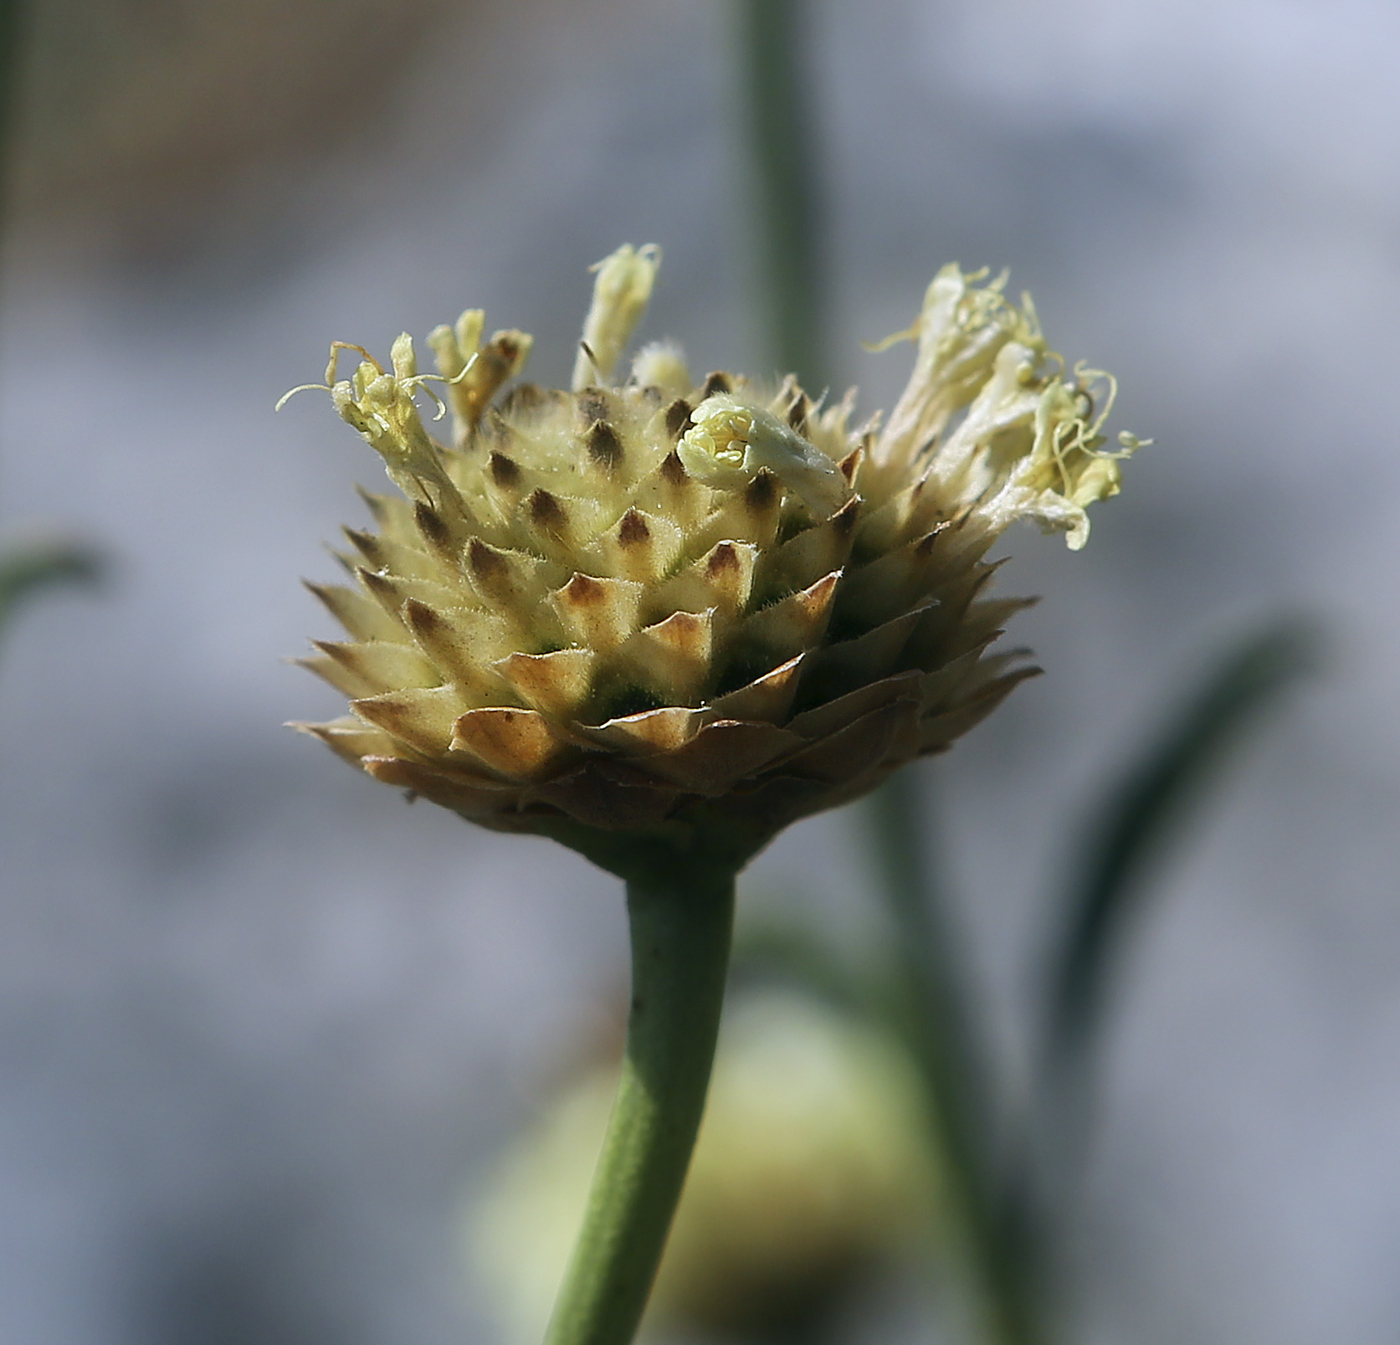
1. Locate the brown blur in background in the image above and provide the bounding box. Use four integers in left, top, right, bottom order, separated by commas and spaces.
0, 2, 1397, 1344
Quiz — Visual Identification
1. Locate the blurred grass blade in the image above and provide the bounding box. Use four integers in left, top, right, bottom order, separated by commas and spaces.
0, 540, 102, 639
866, 767, 990, 1201
867, 768, 1042, 1345
1046, 618, 1321, 1068
734, 0, 827, 388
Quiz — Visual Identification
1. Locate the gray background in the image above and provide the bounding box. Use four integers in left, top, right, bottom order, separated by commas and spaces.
0, 1, 1396, 1341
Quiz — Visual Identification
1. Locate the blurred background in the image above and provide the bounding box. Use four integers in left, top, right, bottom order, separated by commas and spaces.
0, 1, 1397, 1342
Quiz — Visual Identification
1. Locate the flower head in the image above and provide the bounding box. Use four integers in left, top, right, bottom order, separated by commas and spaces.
290, 247, 1137, 862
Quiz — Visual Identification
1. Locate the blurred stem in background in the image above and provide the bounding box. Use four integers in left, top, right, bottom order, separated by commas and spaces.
0, 0, 22, 180
734, 4, 1037, 1341
868, 767, 1041, 1345
734, 7, 1321, 1345
734, 0, 827, 390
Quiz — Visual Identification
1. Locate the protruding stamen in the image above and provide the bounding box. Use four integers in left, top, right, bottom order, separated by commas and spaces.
572, 243, 661, 391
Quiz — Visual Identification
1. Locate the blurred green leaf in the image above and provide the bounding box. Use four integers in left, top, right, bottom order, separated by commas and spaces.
1045, 618, 1321, 1069
0, 539, 102, 638
0, 9, 98, 641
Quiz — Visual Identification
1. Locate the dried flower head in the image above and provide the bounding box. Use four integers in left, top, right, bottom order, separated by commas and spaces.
289, 246, 1137, 862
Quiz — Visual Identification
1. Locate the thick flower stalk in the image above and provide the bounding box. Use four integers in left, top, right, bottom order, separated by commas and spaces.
287, 244, 1136, 1345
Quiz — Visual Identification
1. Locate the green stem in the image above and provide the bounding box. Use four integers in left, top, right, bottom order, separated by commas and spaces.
735, 0, 827, 389
544, 865, 736, 1345
0, 0, 26, 237
868, 768, 1040, 1345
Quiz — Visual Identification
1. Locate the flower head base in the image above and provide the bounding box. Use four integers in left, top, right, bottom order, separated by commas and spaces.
290, 247, 1137, 863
